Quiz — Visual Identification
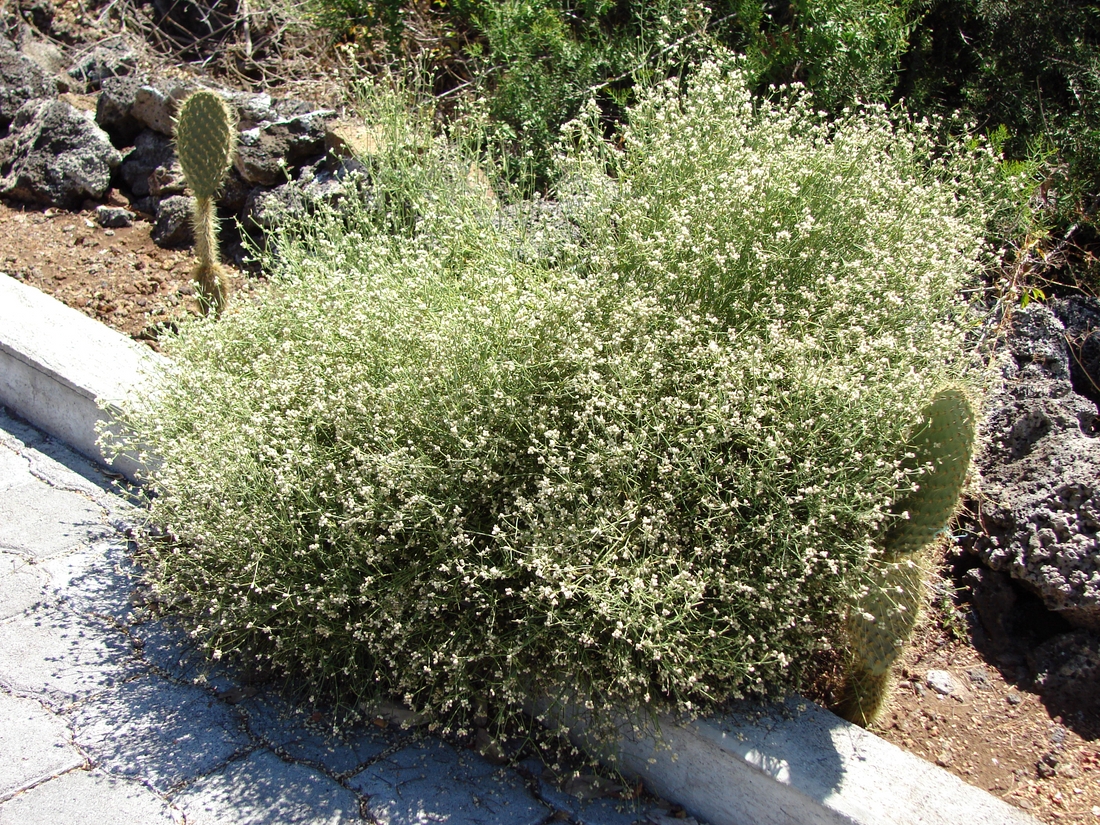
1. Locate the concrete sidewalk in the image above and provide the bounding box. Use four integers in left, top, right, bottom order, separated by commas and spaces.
0, 407, 668, 825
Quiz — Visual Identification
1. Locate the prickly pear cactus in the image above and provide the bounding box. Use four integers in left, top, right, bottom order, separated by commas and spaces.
884, 388, 978, 555
175, 90, 236, 315
176, 90, 235, 201
838, 387, 977, 726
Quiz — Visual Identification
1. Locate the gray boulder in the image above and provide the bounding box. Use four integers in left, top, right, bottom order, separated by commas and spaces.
66, 36, 136, 90
96, 74, 146, 146
233, 111, 333, 186
95, 204, 134, 228
119, 128, 173, 197
972, 302, 1100, 631
220, 170, 252, 213
148, 157, 186, 198
1026, 630, 1100, 713
223, 89, 279, 129
242, 161, 359, 231
132, 81, 193, 135
19, 37, 66, 78
1051, 295, 1100, 406
0, 37, 55, 130
153, 194, 193, 248
0, 98, 121, 207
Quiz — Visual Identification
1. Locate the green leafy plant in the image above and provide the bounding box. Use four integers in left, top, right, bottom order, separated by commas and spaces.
311, 0, 923, 185
898, 0, 1100, 287
737, 0, 915, 110
111, 64, 1002, 739
175, 89, 237, 316
308, 0, 1095, 291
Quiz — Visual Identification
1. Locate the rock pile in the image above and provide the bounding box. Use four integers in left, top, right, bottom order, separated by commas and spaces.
973, 301, 1100, 632
0, 27, 364, 261
966, 299, 1100, 713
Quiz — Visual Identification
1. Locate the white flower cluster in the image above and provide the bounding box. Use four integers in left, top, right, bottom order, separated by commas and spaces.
112, 62, 1001, 732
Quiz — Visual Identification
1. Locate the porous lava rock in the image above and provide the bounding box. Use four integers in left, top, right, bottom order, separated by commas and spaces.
95, 204, 134, 228
119, 128, 173, 198
152, 194, 193, 247
1026, 629, 1100, 713
0, 35, 55, 130
19, 36, 66, 78
972, 302, 1100, 631
94, 74, 145, 145
233, 111, 333, 186
1051, 295, 1100, 407
66, 35, 136, 89
242, 160, 361, 231
131, 80, 195, 135
0, 97, 120, 207
223, 89, 278, 128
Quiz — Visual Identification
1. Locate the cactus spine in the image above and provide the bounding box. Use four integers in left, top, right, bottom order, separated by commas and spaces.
175, 90, 236, 316
838, 387, 977, 726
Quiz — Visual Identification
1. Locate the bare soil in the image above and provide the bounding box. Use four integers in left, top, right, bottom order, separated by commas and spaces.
874, 559, 1100, 823
0, 199, 256, 347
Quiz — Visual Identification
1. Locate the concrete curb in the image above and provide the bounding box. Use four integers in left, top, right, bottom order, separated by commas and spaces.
538, 696, 1039, 825
0, 277, 164, 483
0, 276, 1040, 825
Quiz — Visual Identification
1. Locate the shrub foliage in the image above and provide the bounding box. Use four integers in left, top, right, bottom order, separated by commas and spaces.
113, 63, 1001, 731
319, 0, 1096, 280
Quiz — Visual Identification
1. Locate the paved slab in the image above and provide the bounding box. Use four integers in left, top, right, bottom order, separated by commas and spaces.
349, 738, 551, 825
0, 411, 133, 513
0, 768, 178, 824
239, 691, 394, 776
133, 615, 247, 693
39, 539, 143, 623
0, 446, 28, 491
532, 774, 649, 825
0, 552, 48, 621
0, 480, 111, 558
173, 749, 363, 824
70, 675, 253, 792
0, 610, 145, 709
0, 691, 83, 802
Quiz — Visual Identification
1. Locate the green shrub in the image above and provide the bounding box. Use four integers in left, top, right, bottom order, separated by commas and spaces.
898, 0, 1100, 284
310, 0, 922, 184
111, 62, 1003, 734
739, 0, 915, 110
308, 0, 1092, 262
900, 0, 1100, 176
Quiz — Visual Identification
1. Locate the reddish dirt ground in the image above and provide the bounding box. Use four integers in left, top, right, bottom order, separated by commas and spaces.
0, 198, 255, 346
876, 590, 1100, 823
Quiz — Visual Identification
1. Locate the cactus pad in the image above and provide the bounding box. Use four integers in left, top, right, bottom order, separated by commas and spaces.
884, 387, 977, 555
848, 555, 927, 678
176, 91, 235, 201
839, 554, 928, 725
839, 386, 977, 726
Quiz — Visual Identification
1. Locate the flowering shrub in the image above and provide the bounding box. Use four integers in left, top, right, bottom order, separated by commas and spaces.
112, 62, 1003, 733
